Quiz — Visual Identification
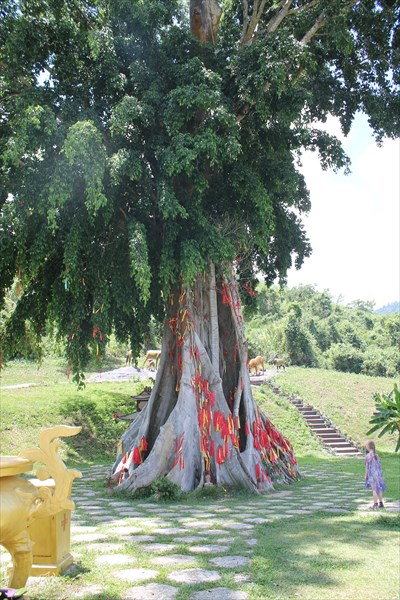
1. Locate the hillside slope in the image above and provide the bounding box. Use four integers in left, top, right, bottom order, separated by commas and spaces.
275, 368, 398, 453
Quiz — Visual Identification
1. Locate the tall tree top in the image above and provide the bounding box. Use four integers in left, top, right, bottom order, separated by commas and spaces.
1, 0, 398, 378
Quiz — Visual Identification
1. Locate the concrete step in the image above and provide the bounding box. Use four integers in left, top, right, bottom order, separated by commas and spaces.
332, 446, 361, 453
268, 385, 361, 456
311, 428, 338, 435
323, 440, 350, 446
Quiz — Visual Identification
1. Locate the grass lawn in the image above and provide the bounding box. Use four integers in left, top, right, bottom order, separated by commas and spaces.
251, 510, 400, 600
274, 367, 399, 453
0, 361, 399, 599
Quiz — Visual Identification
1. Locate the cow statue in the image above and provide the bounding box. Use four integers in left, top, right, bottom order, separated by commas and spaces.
248, 355, 265, 375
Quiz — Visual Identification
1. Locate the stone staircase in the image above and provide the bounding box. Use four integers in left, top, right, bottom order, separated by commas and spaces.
253, 378, 363, 457
290, 396, 363, 456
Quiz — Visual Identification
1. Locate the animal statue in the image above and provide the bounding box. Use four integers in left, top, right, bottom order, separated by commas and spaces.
248, 355, 265, 375
143, 350, 161, 370
273, 357, 286, 370
0, 426, 81, 589
125, 350, 132, 365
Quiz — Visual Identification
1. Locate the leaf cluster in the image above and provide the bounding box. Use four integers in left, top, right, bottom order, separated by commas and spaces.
245, 283, 400, 377
368, 384, 400, 452
1, 0, 399, 379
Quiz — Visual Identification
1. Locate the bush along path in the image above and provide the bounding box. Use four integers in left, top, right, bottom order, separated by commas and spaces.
264, 381, 363, 457
1, 464, 399, 599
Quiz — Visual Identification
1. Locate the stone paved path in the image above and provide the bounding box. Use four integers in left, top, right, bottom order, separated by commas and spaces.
1, 464, 398, 599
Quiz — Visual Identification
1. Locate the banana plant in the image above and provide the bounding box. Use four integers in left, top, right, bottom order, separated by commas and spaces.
367, 384, 400, 452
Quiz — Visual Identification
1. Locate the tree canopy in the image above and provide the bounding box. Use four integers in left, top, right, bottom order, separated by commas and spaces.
1, 0, 399, 380
245, 283, 400, 376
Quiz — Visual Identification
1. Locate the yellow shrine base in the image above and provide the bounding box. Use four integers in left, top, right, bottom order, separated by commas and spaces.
0, 427, 82, 588
28, 479, 73, 576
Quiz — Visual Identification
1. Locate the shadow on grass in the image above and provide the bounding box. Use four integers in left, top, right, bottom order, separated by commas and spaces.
252, 511, 400, 598
296, 452, 399, 499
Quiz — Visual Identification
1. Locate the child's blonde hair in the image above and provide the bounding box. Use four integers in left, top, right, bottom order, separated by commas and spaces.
366, 440, 376, 452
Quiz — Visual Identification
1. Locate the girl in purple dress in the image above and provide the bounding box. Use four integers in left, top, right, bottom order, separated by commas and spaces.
365, 440, 386, 509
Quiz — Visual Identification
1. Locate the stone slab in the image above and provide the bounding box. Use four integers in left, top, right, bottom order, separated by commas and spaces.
210, 556, 250, 568
151, 554, 198, 566
188, 545, 230, 554
245, 539, 258, 546
167, 568, 221, 584
155, 528, 188, 535
74, 584, 105, 597
145, 543, 178, 553
86, 542, 125, 552
73, 533, 108, 543
95, 553, 136, 566
121, 583, 178, 599
174, 536, 209, 543
109, 526, 144, 535
115, 568, 159, 582
124, 535, 156, 543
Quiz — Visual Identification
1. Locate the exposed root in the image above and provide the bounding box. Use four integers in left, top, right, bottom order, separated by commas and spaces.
112, 269, 300, 494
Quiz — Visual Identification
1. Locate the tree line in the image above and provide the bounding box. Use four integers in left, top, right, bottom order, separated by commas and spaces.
245, 284, 400, 377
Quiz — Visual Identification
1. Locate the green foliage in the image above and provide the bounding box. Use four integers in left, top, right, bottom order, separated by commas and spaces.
60, 395, 128, 457
368, 384, 400, 452
128, 476, 184, 502
1, 1, 399, 379
361, 347, 400, 378
326, 343, 364, 374
246, 283, 399, 377
151, 477, 184, 501
284, 312, 318, 367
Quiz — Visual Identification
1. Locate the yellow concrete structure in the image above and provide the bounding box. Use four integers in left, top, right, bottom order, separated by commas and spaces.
0, 426, 82, 588
28, 479, 74, 575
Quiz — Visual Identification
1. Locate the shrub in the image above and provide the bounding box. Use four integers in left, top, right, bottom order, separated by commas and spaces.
368, 384, 400, 452
151, 477, 183, 501
284, 314, 318, 367
362, 347, 400, 378
327, 343, 364, 374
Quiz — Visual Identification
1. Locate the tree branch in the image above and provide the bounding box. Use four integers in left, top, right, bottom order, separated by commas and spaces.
300, 11, 325, 45
241, 0, 268, 45
287, 0, 321, 16
241, 0, 249, 43
265, 0, 293, 34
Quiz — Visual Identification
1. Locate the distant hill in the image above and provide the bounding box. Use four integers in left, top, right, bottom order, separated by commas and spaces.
375, 301, 400, 315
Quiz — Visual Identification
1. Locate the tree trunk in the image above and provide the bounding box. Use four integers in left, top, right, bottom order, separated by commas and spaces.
190, 0, 222, 44
112, 267, 300, 494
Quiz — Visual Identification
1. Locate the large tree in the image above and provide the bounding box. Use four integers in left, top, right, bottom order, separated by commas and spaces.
1, 0, 398, 492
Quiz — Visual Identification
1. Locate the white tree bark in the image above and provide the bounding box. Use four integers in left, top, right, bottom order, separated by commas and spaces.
112, 271, 300, 494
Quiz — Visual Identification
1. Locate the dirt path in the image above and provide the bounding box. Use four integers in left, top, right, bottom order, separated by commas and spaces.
2, 367, 279, 389
86, 365, 156, 383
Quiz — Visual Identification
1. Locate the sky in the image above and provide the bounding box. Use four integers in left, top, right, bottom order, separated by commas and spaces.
285, 113, 400, 309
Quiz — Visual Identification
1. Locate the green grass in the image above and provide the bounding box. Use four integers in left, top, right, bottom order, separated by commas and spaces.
1, 361, 399, 599
0, 354, 126, 386
251, 512, 400, 600
254, 385, 325, 457
0, 379, 146, 461
275, 367, 399, 453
